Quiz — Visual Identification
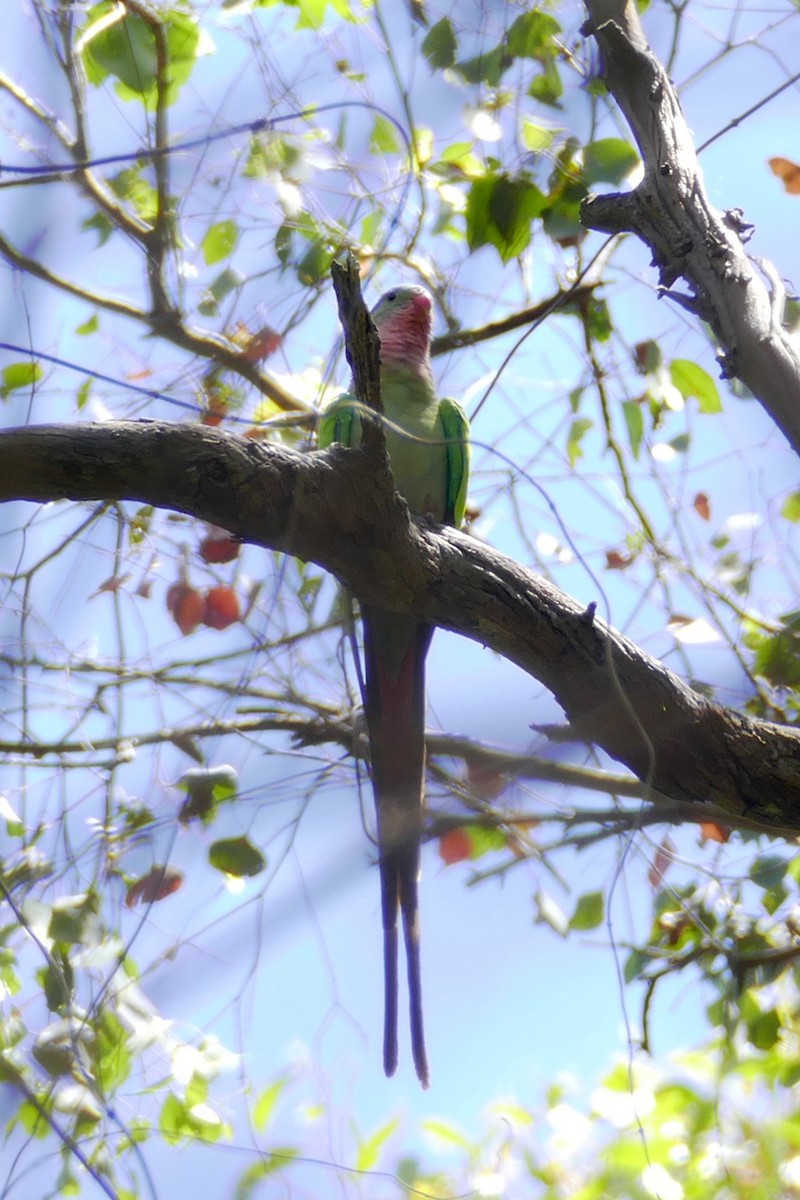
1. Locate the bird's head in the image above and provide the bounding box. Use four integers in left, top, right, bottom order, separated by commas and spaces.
371, 285, 433, 374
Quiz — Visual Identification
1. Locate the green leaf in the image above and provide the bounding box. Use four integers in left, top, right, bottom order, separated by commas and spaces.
47, 892, 98, 945
129, 505, 154, 546
668, 433, 691, 454
583, 138, 640, 185
370, 114, 400, 155
422, 17, 457, 69
752, 623, 800, 688
82, 210, 114, 246
296, 241, 335, 286
109, 166, 158, 222
253, 1077, 287, 1131
569, 890, 605, 931
746, 1008, 780, 1051
41, 960, 72, 1012
356, 1117, 399, 1172
454, 45, 508, 87
624, 949, 649, 983
94, 1010, 132, 1093
422, 1118, 472, 1149
622, 400, 644, 459
197, 266, 244, 316
749, 853, 788, 891
669, 359, 722, 413
178, 764, 239, 826
75, 314, 99, 336
234, 1151, 297, 1198
466, 172, 543, 263
566, 416, 593, 467
274, 222, 293, 268
1, 361, 43, 399
202, 219, 239, 265
521, 118, 557, 154
781, 491, 800, 522
528, 61, 563, 106
81, 5, 202, 108
506, 11, 561, 59
209, 836, 266, 878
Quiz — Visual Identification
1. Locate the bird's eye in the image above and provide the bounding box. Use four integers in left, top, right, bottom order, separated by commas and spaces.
385, 290, 397, 302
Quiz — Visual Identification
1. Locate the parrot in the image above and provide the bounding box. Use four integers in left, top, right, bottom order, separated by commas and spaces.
318, 285, 470, 1088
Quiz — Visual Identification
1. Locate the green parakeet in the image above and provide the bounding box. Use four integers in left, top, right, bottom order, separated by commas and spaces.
319, 285, 470, 1088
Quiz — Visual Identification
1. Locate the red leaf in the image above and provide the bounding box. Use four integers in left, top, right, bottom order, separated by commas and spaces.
693, 492, 711, 521
648, 834, 676, 890
91, 573, 131, 596
199, 534, 240, 564
466, 762, 506, 800
125, 865, 183, 908
202, 585, 240, 630
238, 324, 282, 363
439, 828, 473, 865
166, 582, 204, 635
606, 549, 633, 570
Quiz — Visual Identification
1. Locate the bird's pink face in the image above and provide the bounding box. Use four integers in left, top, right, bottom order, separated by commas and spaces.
373, 287, 433, 370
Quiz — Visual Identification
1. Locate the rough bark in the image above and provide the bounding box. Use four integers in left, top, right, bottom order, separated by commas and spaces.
4, 419, 800, 834
581, 0, 800, 457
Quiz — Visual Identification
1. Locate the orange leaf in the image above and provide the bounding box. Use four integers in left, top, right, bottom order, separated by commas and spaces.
699, 820, 730, 844
769, 156, 800, 195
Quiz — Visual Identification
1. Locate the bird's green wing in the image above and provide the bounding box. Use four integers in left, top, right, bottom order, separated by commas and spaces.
318, 392, 361, 450
440, 397, 470, 527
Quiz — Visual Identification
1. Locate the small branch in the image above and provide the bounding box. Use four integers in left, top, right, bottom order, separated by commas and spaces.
430, 283, 598, 356
124, 0, 176, 322
580, 0, 800, 456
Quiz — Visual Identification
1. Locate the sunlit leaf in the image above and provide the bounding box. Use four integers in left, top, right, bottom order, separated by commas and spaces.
356, 1117, 399, 1171
670, 359, 722, 413
75, 314, 99, 336
1, 361, 43, 399
370, 114, 400, 155
202, 219, 239, 265
567, 416, 593, 467
253, 1077, 287, 1132
534, 889, 569, 937
81, 4, 204, 108
521, 118, 558, 153
781, 491, 800, 522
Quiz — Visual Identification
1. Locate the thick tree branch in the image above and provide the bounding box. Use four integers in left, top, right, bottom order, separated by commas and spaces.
581, 0, 800, 457
2, 420, 799, 833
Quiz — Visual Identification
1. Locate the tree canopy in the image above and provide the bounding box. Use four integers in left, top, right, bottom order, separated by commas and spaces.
2, 1, 800, 1196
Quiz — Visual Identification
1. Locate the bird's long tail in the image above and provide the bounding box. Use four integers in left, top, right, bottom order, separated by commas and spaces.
361, 604, 432, 1088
